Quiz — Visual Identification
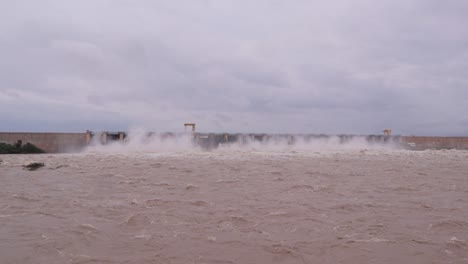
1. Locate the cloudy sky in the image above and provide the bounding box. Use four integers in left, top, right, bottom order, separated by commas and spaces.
1, 0, 467, 135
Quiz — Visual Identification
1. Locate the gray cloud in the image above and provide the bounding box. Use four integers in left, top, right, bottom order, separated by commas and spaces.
1, 0, 467, 135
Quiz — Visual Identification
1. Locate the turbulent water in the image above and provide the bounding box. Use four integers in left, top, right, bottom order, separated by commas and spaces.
1, 149, 468, 264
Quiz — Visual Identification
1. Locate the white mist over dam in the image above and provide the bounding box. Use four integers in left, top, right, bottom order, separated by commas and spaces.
2, 130, 468, 153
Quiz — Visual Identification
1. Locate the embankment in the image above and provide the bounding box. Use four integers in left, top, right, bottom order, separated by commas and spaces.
0, 132, 88, 153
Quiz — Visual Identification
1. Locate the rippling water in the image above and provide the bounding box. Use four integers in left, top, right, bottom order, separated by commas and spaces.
1, 149, 468, 263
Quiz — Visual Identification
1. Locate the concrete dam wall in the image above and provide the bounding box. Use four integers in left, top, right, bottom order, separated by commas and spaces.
193, 134, 468, 150
0, 132, 89, 153
400, 136, 468, 150
1, 132, 468, 153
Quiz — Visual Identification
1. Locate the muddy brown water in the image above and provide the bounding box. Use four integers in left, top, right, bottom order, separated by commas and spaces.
1, 149, 468, 263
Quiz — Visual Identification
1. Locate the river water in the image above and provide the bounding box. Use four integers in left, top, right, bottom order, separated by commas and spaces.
1, 149, 467, 263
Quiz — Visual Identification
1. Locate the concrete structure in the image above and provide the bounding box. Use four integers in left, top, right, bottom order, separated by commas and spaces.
400, 136, 468, 150
2, 131, 468, 153
193, 133, 403, 150
0, 132, 88, 153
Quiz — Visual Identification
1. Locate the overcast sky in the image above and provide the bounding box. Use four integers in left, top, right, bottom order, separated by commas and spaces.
1, 0, 467, 135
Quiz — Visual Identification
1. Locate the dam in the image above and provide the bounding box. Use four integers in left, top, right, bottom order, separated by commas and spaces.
1, 131, 468, 153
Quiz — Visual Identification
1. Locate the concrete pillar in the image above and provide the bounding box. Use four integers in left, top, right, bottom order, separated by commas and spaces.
119, 132, 125, 142
224, 134, 228, 142
102, 132, 108, 144
85, 130, 92, 145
